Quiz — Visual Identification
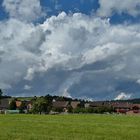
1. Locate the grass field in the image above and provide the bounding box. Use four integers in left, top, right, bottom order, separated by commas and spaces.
0, 114, 140, 140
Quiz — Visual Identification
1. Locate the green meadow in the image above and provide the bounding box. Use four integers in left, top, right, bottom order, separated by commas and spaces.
0, 114, 139, 140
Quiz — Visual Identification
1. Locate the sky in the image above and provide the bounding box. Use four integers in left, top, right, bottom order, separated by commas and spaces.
0, 0, 140, 100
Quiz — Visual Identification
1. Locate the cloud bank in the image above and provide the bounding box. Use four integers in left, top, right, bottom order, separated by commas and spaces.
0, 0, 140, 100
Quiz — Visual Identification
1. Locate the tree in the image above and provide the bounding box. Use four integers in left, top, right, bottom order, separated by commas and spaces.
9, 99, 17, 110
67, 106, 73, 113
31, 101, 39, 114
31, 97, 50, 114
0, 89, 3, 99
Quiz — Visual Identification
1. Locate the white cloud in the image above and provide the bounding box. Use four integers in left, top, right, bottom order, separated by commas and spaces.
114, 92, 132, 100
2, 0, 45, 22
0, 12, 140, 99
97, 0, 140, 17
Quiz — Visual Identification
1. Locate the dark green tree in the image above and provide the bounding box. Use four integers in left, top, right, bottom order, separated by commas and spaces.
9, 99, 17, 110
0, 89, 3, 99
67, 106, 73, 113
31, 97, 50, 114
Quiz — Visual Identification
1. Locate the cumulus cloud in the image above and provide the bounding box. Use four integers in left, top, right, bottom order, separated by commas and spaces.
97, 0, 140, 17
1, 11, 140, 99
114, 92, 132, 100
2, 0, 45, 22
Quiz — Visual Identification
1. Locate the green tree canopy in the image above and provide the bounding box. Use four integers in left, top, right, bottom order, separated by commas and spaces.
31, 97, 51, 114
9, 99, 17, 110
0, 89, 3, 99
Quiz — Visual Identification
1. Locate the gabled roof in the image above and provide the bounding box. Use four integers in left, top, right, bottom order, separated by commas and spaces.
71, 101, 80, 109
52, 101, 69, 108
0, 98, 10, 109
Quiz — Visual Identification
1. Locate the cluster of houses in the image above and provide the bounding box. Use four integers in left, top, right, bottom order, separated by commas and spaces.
0, 98, 140, 115
85, 101, 140, 115
52, 100, 140, 115
0, 98, 32, 114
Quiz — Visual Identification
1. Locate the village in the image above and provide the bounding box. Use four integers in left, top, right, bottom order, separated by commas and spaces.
0, 93, 140, 115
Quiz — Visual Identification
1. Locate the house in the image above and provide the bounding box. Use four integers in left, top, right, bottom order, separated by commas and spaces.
0, 98, 10, 110
16, 100, 32, 107
16, 100, 22, 108
132, 104, 140, 109
126, 105, 140, 115
52, 101, 69, 112
15, 100, 33, 112
71, 101, 80, 109
111, 102, 132, 113
85, 103, 90, 108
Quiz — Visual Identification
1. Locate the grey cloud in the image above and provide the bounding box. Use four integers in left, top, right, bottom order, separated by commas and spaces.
1, 12, 140, 100
21, 28, 46, 54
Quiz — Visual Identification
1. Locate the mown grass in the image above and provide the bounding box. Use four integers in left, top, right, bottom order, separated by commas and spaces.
0, 114, 139, 140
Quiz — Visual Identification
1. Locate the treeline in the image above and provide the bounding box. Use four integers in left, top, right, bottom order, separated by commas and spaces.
110, 98, 140, 104
72, 107, 114, 114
